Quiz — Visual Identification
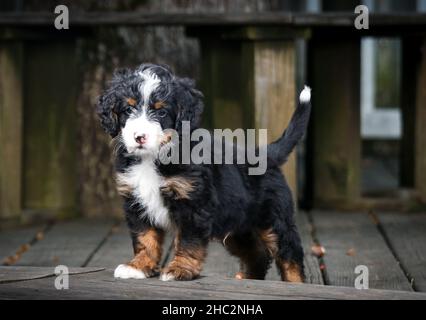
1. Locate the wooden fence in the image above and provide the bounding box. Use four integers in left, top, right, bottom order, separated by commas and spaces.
1, 12, 426, 224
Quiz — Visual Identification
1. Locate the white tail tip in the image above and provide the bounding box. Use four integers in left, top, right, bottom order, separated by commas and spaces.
299, 85, 311, 103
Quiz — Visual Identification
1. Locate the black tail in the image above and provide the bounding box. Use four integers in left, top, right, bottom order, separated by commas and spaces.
267, 86, 312, 167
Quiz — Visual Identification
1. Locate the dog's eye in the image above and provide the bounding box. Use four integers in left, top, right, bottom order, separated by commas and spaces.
157, 109, 168, 118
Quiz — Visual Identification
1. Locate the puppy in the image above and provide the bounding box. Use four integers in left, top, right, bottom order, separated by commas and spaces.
97, 63, 311, 282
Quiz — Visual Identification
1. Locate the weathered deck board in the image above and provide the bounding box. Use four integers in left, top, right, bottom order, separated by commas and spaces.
86, 223, 133, 268
378, 213, 426, 292
0, 267, 424, 300
16, 220, 114, 267
311, 211, 412, 291
0, 225, 46, 265
0, 266, 103, 284
202, 241, 243, 279
87, 223, 174, 268
202, 244, 293, 281
2, 212, 425, 299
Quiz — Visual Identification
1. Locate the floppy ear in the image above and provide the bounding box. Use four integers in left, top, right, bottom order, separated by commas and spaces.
97, 69, 131, 138
175, 78, 204, 133
97, 89, 119, 137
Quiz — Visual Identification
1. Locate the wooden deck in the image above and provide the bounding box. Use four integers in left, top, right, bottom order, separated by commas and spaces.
1, 211, 426, 300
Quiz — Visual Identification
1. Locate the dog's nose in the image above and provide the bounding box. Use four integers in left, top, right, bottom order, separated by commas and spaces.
135, 133, 148, 145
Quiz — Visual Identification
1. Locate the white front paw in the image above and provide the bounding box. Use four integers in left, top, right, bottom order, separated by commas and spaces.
159, 272, 175, 282
114, 264, 147, 279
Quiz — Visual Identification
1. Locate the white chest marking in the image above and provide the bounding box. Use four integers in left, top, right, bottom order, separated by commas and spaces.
118, 160, 170, 229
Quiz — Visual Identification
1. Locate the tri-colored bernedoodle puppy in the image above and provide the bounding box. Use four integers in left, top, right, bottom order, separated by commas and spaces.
97, 63, 311, 282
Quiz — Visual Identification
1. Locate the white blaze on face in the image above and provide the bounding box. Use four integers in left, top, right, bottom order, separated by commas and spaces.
138, 70, 161, 107
121, 69, 164, 156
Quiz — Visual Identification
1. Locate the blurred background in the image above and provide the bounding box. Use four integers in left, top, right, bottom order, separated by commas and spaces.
1, 0, 426, 226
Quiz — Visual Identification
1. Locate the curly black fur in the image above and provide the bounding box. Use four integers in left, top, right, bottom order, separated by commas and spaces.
97, 63, 311, 281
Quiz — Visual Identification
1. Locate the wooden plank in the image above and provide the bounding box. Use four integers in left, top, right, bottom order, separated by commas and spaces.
296, 212, 324, 285
88, 223, 174, 269
86, 223, 133, 268
22, 41, 78, 220
199, 38, 249, 130
202, 241, 282, 281
377, 213, 426, 292
309, 37, 361, 209
0, 226, 45, 265
16, 220, 113, 267
0, 0, 20, 11
400, 38, 417, 188
251, 40, 297, 198
312, 211, 412, 291
0, 12, 425, 29
0, 266, 103, 284
415, 38, 426, 203
202, 241, 240, 278
0, 267, 425, 300
0, 42, 23, 220
322, 0, 359, 11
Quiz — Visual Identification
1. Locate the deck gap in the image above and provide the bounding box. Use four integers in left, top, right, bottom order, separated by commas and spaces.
2, 221, 54, 266
81, 221, 121, 268
369, 211, 416, 291
305, 211, 328, 285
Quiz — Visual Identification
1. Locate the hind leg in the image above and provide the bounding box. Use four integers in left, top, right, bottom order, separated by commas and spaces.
258, 190, 305, 282
259, 226, 304, 283
225, 232, 272, 280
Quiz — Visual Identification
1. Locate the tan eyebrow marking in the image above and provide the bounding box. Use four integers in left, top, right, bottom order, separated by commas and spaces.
154, 101, 166, 110
126, 97, 137, 106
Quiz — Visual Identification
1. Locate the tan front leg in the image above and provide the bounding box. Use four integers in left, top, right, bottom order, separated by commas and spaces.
114, 228, 164, 279
160, 234, 207, 281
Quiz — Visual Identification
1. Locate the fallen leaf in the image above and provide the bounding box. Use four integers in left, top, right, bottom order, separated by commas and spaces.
5, 253, 21, 265
311, 244, 326, 257
35, 231, 44, 241
17, 243, 30, 254
346, 248, 356, 256
235, 272, 244, 280
3, 256, 15, 266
